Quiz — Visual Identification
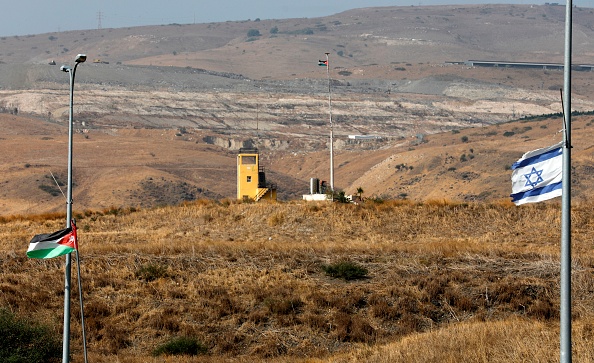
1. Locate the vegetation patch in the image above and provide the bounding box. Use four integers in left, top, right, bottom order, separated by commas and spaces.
322, 260, 369, 281
38, 184, 62, 196
0, 309, 61, 363
136, 263, 168, 282
152, 336, 207, 356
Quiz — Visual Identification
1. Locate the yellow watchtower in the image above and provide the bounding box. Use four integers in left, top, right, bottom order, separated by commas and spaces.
237, 148, 277, 202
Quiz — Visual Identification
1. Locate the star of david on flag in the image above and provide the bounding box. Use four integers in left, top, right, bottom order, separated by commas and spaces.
510, 141, 563, 205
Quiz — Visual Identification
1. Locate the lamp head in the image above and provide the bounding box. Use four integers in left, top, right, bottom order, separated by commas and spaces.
75, 54, 87, 63
60, 65, 70, 72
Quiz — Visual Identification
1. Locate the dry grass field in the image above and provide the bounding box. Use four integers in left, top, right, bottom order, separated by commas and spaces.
2, 199, 594, 362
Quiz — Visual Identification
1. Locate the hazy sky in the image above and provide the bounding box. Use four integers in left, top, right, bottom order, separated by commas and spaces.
2, 1, 593, 37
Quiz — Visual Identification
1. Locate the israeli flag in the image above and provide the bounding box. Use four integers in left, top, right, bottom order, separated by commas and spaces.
510, 141, 563, 205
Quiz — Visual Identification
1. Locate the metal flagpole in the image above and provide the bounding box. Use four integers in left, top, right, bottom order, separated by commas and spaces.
325, 52, 334, 193
61, 54, 86, 363
561, 1, 572, 362
75, 247, 89, 363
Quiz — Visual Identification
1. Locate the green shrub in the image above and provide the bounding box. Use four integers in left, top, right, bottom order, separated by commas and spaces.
136, 263, 168, 282
322, 261, 368, 281
333, 191, 350, 203
0, 308, 61, 363
247, 29, 261, 37
152, 336, 207, 356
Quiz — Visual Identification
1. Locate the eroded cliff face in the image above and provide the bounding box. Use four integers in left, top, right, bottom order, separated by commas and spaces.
201, 135, 291, 151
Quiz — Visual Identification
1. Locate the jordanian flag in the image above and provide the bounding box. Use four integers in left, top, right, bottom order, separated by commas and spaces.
318, 60, 328, 66
27, 224, 78, 259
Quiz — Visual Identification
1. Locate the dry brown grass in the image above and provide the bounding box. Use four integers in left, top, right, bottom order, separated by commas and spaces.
1, 199, 594, 362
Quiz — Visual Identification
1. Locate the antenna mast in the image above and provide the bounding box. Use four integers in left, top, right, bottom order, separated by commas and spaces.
97, 11, 103, 30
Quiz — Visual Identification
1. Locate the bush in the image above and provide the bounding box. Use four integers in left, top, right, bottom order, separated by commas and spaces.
247, 29, 261, 37
153, 336, 207, 356
136, 263, 168, 282
334, 191, 350, 203
0, 309, 61, 363
322, 261, 368, 281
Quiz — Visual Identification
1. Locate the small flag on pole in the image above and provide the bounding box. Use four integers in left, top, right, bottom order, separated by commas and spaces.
27, 223, 78, 259
318, 60, 328, 66
510, 141, 563, 205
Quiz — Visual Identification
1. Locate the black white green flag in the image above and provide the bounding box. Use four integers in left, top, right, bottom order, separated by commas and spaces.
27, 224, 78, 259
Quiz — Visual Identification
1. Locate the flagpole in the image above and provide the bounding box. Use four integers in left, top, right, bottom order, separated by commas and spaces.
560, 1, 572, 362
325, 52, 334, 194
60, 54, 86, 363
75, 247, 89, 363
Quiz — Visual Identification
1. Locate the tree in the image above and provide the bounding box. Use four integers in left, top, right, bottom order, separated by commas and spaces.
247, 29, 261, 37
356, 187, 364, 200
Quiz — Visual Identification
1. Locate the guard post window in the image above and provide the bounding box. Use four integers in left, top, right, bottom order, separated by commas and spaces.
242, 156, 256, 165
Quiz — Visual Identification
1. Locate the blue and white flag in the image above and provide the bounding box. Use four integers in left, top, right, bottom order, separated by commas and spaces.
510, 141, 563, 205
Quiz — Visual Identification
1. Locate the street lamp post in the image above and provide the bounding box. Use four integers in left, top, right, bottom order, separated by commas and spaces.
60, 53, 86, 363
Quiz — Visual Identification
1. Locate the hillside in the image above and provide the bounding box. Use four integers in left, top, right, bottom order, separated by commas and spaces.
4, 4, 594, 75
3, 110, 594, 216
2, 4, 594, 214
